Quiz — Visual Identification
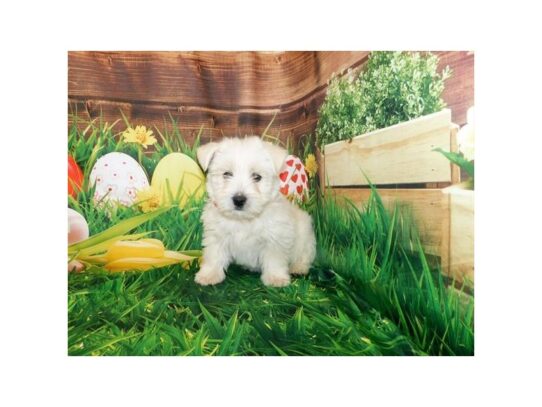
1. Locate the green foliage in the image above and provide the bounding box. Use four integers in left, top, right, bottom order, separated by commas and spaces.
315, 76, 366, 148
434, 147, 475, 188
313, 189, 474, 355
316, 51, 451, 147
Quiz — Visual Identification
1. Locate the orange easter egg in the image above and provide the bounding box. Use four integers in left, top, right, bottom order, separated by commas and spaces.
68, 156, 84, 198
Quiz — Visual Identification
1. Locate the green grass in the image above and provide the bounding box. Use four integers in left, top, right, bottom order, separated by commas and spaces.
68, 116, 474, 356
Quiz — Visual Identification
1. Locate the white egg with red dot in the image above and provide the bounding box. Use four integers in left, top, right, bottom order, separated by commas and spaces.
89, 152, 149, 206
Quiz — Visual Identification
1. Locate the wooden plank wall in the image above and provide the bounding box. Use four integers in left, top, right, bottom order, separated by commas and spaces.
68, 51, 473, 146
68, 51, 368, 145
436, 51, 474, 126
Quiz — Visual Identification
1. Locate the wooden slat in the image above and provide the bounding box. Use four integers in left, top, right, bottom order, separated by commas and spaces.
442, 186, 474, 283
68, 83, 327, 132
323, 109, 453, 186
332, 188, 446, 256
68, 90, 325, 148
440, 186, 452, 281
449, 123, 461, 184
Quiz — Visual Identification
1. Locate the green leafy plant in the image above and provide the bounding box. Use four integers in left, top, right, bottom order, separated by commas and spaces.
434, 148, 474, 189
316, 51, 451, 147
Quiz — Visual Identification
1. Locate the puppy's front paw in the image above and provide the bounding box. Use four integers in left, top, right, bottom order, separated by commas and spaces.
195, 266, 226, 286
261, 272, 291, 287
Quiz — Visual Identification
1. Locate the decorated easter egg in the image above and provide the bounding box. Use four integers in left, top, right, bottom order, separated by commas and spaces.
278, 155, 309, 201
68, 208, 89, 244
151, 153, 205, 206
89, 152, 149, 206
68, 156, 84, 198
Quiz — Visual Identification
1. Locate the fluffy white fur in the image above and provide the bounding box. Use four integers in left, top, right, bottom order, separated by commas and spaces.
195, 136, 316, 287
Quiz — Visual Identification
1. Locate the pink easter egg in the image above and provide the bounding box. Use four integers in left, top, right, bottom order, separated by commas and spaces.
68, 208, 89, 244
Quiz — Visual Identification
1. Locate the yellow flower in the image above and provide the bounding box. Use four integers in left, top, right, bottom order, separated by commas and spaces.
122, 125, 157, 149
304, 154, 318, 177
136, 186, 161, 213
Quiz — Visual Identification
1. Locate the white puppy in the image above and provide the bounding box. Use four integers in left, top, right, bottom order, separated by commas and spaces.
195, 136, 316, 287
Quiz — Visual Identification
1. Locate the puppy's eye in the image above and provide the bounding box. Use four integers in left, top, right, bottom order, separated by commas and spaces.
223, 171, 233, 179
252, 173, 262, 182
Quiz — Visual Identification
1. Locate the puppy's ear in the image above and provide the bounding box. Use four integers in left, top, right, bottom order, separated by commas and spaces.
197, 142, 219, 172
263, 141, 288, 174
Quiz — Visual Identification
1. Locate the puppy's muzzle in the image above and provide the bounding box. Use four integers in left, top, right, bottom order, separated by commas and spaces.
232, 193, 247, 210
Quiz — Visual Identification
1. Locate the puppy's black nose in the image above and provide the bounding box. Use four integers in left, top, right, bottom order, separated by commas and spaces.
232, 193, 247, 209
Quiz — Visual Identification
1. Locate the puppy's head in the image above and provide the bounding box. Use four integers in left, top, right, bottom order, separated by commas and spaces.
197, 136, 287, 220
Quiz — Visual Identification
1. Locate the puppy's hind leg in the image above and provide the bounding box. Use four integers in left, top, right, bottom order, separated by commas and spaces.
290, 258, 312, 275
261, 246, 291, 287
290, 213, 316, 276
290, 250, 314, 275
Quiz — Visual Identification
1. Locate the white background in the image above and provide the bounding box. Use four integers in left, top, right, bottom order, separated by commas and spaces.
0, 0, 541, 406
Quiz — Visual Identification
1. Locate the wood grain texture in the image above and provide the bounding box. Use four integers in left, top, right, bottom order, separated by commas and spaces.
68, 51, 368, 108
441, 186, 474, 283
68, 86, 327, 146
440, 185, 452, 281
68, 51, 369, 143
332, 188, 447, 256
323, 109, 453, 186
436, 51, 474, 126
449, 123, 461, 184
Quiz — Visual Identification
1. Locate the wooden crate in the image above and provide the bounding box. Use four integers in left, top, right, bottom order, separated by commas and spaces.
322, 109, 456, 187
318, 108, 473, 284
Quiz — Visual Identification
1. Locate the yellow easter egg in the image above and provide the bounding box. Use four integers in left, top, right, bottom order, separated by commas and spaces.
151, 153, 205, 207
